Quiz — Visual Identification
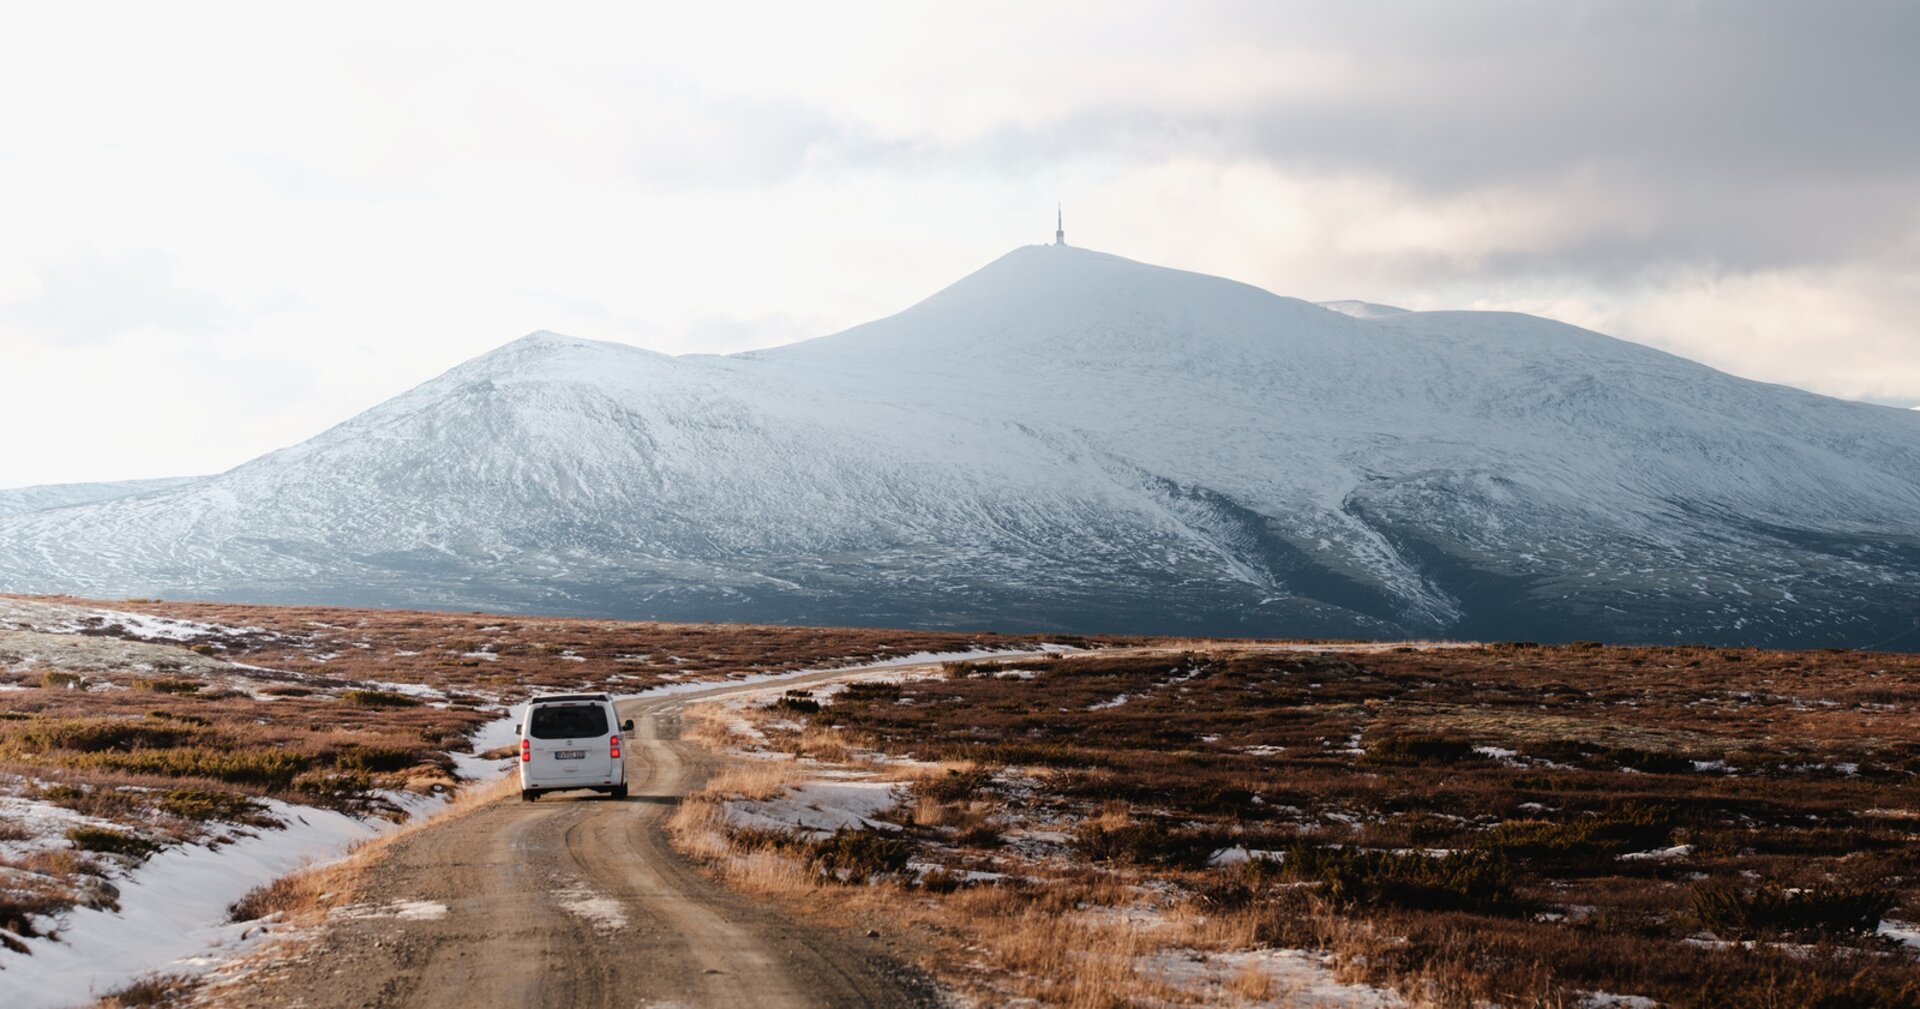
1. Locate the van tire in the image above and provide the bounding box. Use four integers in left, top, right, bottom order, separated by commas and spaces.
520, 789, 536, 802
610, 785, 628, 800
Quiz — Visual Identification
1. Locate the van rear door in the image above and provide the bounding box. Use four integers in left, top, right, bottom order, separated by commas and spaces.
526, 702, 615, 784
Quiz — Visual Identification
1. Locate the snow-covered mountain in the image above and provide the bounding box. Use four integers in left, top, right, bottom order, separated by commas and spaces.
3, 245, 1917, 646
0, 476, 200, 519
1317, 299, 1410, 319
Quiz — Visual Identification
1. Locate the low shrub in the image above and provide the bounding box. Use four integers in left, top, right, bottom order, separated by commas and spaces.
341, 689, 421, 708
146, 711, 210, 726
837, 682, 901, 704
228, 874, 316, 922
31, 781, 152, 820
1191, 856, 1290, 912
1674, 970, 1920, 1009
12, 718, 204, 753
1524, 738, 1694, 774
1070, 819, 1223, 868
772, 691, 821, 715
1478, 805, 1673, 870
97, 972, 194, 1007
1188, 785, 1267, 819
955, 821, 1006, 848
1596, 745, 1693, 774
1283, 843, 1521, 914
154, 788, 273, 825
0, 889, 68, 939
1365, 733, 1478, 765
916, 866, 970, 893
807, 829, 915, 882
66, 826, 163, 860
78, 748, 309, 790
912, 767, 995, 804
293, 769, 374, 798
327, 744, 426, 774
1691, 880, 1896, 941
132, 678, 202, 695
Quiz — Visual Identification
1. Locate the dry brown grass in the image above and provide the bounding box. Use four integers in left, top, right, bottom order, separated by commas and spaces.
90, 972, 195, 1008
28, 594, 1071, 696
670, 787, 1222, 1007
700, 761, 798, 802
226, 774, 518, 927
0, 592, 1085, 948
1225, 959, 1275, 1001
668, 643, 1920, 1009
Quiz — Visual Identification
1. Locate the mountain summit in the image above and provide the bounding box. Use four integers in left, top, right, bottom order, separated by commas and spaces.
3, 246, 1917, 646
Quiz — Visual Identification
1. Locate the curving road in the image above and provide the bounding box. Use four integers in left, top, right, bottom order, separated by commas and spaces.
217, 666, 954, 1009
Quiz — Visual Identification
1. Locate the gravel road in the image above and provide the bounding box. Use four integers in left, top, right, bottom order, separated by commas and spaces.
215, 668, 952, 1009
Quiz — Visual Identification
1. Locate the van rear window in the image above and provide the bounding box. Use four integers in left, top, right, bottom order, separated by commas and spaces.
528, 704, 609, 740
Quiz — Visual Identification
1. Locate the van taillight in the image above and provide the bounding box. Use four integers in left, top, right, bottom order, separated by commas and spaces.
520, 738, 530, 762
610, 735, 621, 759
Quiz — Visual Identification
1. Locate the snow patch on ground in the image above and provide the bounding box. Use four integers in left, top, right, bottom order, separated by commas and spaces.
553, 881, 628, 934
1881, 919, 1920, 949
1208, 846, 1285, 867
338, 900, 449, 922
725, 780, 904, 837
359, 679, 447, 699
0, 798, 418, 1009
0, 792, 129, 860
1618, 844, 1693, 861
1136, 947, 1406, 1007
1577, 993, 1659, 1009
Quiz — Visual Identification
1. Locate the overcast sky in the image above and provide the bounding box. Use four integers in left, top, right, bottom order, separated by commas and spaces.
3, 1, 1917, 488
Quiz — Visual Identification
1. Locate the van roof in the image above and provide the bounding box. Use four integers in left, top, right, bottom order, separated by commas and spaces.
526, 693, 612, 704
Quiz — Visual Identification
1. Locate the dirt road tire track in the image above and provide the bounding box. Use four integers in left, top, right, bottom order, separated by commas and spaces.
215, 670, 949, 1009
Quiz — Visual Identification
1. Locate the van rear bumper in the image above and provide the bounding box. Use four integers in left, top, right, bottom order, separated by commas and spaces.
520, 773, 624, 794
522, 784, 622, 797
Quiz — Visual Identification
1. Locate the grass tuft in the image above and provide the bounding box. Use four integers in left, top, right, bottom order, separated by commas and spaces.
131, 678, 202, 695
1282, 843, 1523, 915
1691, 880, 1896, 941
66, 826, 163, 860
340, 689, 422, 708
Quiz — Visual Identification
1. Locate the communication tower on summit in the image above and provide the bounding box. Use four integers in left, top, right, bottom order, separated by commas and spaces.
1055, 205, 1066, 246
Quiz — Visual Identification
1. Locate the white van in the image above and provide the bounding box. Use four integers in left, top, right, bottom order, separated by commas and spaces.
516, 693, 633, 801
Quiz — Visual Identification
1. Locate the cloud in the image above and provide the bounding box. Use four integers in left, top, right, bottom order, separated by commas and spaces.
0, 2, 1914, 487
8, 252, 232, 346
1570, 263, 1920, 406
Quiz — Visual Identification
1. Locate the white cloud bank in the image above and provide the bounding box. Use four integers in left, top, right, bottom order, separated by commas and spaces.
0, 1, 1915, 487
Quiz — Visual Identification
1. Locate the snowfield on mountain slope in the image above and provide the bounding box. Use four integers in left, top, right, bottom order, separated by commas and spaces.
0, 245, 1917, 646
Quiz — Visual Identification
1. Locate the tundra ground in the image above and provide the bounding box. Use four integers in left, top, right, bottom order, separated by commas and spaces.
670, 644, 1920, 1008
0, 593, 1055, 995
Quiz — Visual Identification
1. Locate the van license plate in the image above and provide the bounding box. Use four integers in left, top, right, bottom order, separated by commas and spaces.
555, 750, 586, 760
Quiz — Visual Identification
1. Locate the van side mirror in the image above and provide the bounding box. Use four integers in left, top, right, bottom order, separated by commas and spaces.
513, 725, 520, 735
622, 719, 635, 732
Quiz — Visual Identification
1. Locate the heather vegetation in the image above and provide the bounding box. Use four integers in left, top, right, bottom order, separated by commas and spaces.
0, 594, 1055, 956
677, 644, 1920, 1008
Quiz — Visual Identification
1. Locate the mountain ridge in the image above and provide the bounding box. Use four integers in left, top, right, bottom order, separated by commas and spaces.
2, 245, 1916, 647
